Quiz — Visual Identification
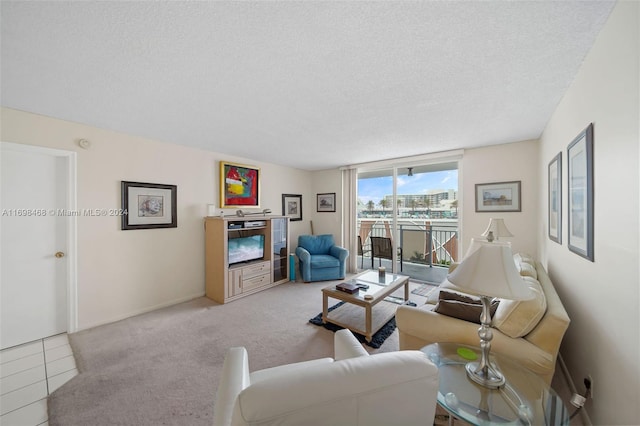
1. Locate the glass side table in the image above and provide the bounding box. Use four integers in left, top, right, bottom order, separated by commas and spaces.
421, 343, 569, 426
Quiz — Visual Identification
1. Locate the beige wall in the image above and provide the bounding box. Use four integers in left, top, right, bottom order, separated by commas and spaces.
311, 139, 540, 261
1, 108, 312, 330
461, 140, 539, 256
309, 169, 343, 242
538, 1, 639, 423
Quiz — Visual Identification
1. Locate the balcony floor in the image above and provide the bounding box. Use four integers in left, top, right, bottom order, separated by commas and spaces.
357, 255, 449, 284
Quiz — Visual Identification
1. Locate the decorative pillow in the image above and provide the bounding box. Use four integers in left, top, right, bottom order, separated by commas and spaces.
438, 289, 480, 304
516, 261, 538, 279
426, 280, 465, 304
434, 290, 499, 324
493, 277, 547, 338
425, 279, 455, 305
513, 253, 535, 266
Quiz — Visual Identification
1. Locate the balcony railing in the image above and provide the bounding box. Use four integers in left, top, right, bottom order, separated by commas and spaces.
358, 219, 458, 270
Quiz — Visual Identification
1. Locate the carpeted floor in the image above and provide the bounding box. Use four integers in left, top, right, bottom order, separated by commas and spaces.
47, 276, 582, 426
48, 277, 429, 426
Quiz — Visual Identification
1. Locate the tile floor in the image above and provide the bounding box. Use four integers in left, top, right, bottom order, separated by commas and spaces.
0, 334, 78, 426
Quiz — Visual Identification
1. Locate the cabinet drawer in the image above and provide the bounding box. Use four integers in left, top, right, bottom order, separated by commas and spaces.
242, 261, 270, 279
242, 273, 270, 291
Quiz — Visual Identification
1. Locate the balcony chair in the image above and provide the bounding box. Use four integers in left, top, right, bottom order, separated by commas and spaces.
357, 235, 371, 269
295, 234, 349, 282
370, 236, 403, 271
213, 329, 439, 426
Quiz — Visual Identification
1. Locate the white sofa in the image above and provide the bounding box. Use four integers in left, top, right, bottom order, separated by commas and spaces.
213, 329, 439, 426
396, 253, 570, 385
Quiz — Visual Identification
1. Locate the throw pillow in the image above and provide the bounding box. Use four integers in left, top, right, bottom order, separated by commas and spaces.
493, 276, 547, 338
434, 290, 500, 324
513, 252, 535, 266
517, 261, 538, 279
438, 289, 480, 304
425, 280, 464, 304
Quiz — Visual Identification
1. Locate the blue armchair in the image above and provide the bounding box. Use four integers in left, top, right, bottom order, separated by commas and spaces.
295, 234, 349, 282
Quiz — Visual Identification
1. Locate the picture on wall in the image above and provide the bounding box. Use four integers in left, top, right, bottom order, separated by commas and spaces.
220, 161, 260, 208
548, 152, 562, 244
567, 123, 594, 261
282, 194, 302, 221
317, 193, 336, 212
475, 181, 521, 212
121, 181, 177, 230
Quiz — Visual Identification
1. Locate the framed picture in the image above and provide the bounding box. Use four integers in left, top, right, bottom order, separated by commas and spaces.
567, 123, 594, 261
475, 181, 521, 212
282, 194, 302, 221
548, 152, 562, 244
121, 181, 177, 230
220, 161, 260, 208
317, 192, 336, 212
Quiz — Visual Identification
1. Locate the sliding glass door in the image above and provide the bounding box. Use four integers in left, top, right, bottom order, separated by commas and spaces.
357, 162, 459, 283
357, 168, 395, 271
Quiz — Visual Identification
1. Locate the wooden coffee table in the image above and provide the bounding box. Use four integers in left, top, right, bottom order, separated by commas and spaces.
321, 270, 410, 342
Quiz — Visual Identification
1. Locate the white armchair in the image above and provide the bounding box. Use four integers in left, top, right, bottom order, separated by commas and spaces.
213, 329, 439, 426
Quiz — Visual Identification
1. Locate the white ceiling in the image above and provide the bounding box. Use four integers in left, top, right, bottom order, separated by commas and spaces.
1, 1, 615, 171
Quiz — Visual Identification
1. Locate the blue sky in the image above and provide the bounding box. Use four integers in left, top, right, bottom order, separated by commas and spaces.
358, 170, 458, 205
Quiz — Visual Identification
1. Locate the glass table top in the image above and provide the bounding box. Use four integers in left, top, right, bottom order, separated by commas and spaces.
345, 270, 407, 287
421, 343, 570, 426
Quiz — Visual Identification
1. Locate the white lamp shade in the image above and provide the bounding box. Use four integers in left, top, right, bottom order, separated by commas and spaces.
481, 218, 514, 239
447, 239, 532, 300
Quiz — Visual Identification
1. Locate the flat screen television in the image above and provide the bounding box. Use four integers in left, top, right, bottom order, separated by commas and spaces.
228, 234, 265, 265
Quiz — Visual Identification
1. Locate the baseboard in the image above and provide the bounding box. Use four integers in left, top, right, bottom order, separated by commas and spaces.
558, 353, 592, 425
76, 291, 206, 332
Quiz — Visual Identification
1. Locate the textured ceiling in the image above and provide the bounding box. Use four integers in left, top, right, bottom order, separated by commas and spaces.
1, 1, 615, 170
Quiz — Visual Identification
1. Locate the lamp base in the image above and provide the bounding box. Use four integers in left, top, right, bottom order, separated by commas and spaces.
465, 361, 505, 389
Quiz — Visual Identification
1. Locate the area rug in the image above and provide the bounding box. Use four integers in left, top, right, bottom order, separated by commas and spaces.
411, 283, 439, 297
308, 301, 416, 349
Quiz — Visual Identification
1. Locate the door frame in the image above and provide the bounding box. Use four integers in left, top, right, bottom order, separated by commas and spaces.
354, 153, 463, 275
1, 142, 78, 334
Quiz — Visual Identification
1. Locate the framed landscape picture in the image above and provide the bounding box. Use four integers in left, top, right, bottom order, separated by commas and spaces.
567, 123, 594, 261
317, 193, 336, 212
548, 152, 562, 244
282, 194, 302, 221
121, 181, 177, 230
220, 161, 260, 208
475, 181, 521, 212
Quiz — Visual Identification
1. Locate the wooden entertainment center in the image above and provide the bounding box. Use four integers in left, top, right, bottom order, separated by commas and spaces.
204, 215, 290, 303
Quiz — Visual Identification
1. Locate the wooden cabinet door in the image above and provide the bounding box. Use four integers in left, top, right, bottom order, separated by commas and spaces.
228, 269, 242, 297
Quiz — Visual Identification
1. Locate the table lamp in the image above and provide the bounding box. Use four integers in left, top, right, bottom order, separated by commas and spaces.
481, 218, 513, 242
446, 239, 532, 388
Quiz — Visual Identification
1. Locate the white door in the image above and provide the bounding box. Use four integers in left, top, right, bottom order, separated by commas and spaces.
1, 142, 76, 349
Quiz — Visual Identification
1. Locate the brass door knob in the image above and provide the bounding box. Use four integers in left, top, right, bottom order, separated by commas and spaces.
55, 251, 65, 258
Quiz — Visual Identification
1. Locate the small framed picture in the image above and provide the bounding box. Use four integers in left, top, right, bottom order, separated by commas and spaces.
567, 123, 594, 261
475, 181, 521, 212
121, 181, 177, 230
317, 193, 336, 212
282, 194, 302, 221
548, 152, 562, 244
